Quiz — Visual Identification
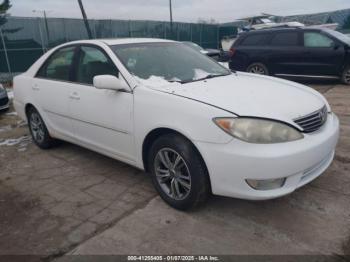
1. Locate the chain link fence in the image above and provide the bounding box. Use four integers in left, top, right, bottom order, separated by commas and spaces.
0, 17, 236, 82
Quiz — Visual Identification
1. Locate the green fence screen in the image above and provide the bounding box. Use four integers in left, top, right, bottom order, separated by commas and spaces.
0, 17, 237, 79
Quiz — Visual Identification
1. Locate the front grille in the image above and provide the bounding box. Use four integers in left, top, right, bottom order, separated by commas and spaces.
294, 106, 328, 133
0, 96, 9, 106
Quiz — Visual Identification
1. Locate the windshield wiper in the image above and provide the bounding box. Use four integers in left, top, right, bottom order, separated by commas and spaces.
180, 73, 231, 84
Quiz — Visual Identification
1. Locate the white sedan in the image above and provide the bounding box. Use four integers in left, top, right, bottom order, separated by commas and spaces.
14, 38, 339, 210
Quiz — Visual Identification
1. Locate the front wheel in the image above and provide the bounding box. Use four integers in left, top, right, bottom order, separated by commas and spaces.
342, 66, 350, 85
147, 134, 210, 210
247, 62, 269, 75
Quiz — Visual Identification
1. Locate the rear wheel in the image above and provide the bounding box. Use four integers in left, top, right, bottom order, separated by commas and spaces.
147, 134, 210, 210
342, 66, 350, 85
247, 62, 269, 75
27, 107, 58, 149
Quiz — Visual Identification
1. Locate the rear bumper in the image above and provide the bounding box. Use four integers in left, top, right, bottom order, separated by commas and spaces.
13, 100, 26, 120
195, 113, 340, 200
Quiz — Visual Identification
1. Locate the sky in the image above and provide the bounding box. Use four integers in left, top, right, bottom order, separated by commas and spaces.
8, 0, 350, 23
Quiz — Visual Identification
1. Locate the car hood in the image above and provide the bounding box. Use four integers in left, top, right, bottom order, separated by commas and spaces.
145, 72, 328, 126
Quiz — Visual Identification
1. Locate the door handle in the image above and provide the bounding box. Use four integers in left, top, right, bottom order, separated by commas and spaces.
32, 84, 40, 91
69, 92, 80, 100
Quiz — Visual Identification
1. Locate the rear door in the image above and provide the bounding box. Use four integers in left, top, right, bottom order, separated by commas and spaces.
34, 45, 77, 138
267, 30, 305, 75
231, 33, 270, 71
301, 30, 345, 76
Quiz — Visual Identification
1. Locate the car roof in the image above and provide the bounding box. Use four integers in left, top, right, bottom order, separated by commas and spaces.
242, 27, 322, 35
64, 38, 175, 46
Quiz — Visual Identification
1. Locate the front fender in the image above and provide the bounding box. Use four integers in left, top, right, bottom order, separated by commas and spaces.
133, 86, 234, 169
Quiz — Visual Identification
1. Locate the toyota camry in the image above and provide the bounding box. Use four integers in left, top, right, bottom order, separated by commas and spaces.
13, 39, 339, 210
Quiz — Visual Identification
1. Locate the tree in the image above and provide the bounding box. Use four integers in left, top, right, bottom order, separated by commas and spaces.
197, 18, 218, 25
0, 0, 11, 27
0, 0, 20, 34
343, 15, 350, 29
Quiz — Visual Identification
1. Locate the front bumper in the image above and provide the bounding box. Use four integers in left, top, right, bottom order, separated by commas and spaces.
195, 113, 340, 200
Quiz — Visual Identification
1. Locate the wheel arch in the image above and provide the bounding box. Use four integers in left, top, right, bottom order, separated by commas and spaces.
245, 52, 270, 70
141, 128, 210, 180
246, 61, 270, 75
25, 103, 36, 118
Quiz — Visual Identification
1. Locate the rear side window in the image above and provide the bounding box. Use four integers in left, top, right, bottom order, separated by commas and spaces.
270, 32, 299, 46
304, 32, 334, 48
76, 46, 118, 85
240, 34, 267, 46
37, 46, 76, 81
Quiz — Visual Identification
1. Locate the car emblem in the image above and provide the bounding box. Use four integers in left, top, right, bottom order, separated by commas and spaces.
319, 109, 326, 123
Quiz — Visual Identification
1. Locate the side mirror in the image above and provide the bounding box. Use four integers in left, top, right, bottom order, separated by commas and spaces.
332, 42, 341, 50
93, 75, 129, 92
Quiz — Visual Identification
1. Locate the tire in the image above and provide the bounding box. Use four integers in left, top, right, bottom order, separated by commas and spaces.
147, 134, 210, 210
341, 66, 350, 85
27, 107, 58, 149
247, 62, 269, 75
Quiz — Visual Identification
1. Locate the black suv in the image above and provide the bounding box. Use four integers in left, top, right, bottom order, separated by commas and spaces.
229, 28, 350, 85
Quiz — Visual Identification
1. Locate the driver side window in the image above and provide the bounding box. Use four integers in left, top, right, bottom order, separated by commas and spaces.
76, 46, 118, 85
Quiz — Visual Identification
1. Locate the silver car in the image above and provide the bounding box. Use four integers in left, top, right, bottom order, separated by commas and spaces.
0, 84, 10, 111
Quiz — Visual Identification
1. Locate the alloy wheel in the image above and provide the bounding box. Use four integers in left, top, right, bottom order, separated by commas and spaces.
154, 148, 192, 200
30, 112, 45, 144
249, 65, 266, 75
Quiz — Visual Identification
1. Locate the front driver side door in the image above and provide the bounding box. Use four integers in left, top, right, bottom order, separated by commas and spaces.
302, 31, 345, 76
68, 45, 135, 163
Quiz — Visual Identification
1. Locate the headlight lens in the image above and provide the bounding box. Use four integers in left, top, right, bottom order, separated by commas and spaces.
214, 117, 303, 144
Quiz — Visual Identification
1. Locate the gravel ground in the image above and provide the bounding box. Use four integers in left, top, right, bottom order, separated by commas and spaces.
0, 81, 349, 260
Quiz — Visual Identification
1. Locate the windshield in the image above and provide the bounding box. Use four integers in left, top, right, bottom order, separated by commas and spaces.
111, 42, 230, 83
324, 29, 350, 45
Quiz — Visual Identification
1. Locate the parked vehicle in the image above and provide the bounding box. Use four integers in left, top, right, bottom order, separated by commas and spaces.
0, 84, 9, 111
182, 41, 224, 61
229, 28, 350, 85
221, 14, 338, 52
14, 39, 339, 210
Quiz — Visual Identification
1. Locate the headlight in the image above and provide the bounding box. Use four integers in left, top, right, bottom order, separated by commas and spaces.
213, 117, 303, 144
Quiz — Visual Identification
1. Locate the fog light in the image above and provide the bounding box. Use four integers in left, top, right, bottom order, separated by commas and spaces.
246, 178, 286, 191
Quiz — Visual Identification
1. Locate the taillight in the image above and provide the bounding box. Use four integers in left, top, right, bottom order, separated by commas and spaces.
229, 47, 236, 58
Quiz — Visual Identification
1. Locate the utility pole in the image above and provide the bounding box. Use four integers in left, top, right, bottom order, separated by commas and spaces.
32, 10, 51, 45
77, 0, 93, 39
169, 0, 173, 39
